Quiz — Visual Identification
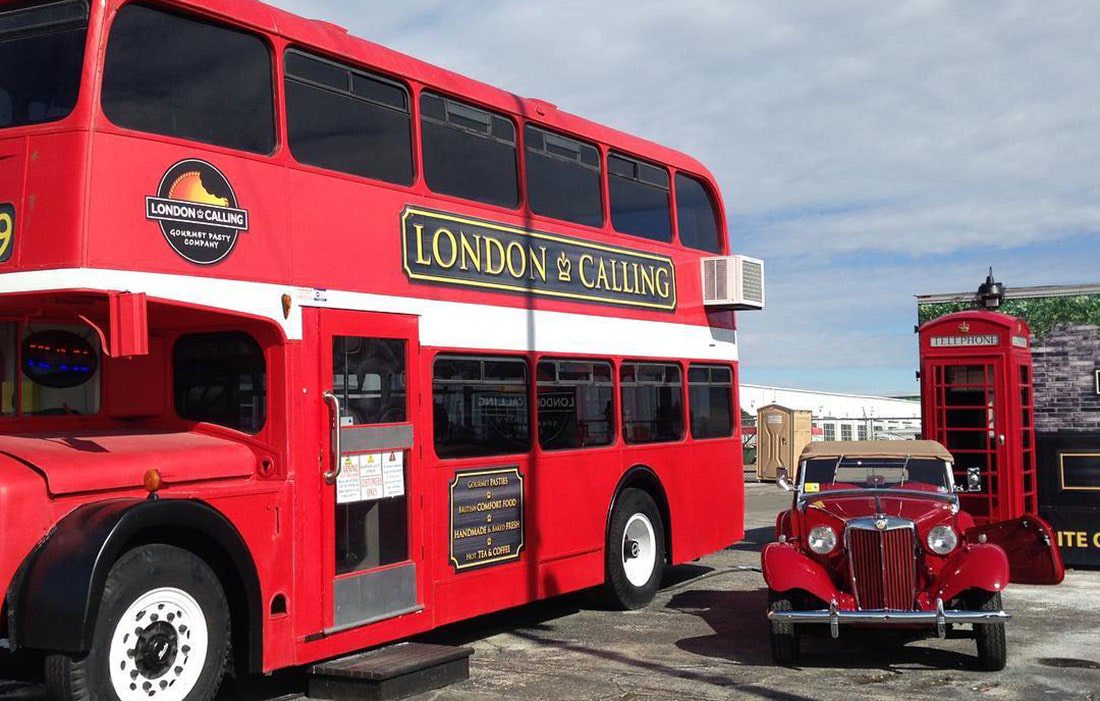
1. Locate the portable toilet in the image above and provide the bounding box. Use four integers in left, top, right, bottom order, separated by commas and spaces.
756, 404, 813, 481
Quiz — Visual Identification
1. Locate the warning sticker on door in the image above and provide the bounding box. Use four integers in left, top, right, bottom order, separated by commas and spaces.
336, 451, 406, 503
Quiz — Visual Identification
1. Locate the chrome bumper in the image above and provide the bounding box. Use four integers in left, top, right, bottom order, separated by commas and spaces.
768, 598, 1010, 639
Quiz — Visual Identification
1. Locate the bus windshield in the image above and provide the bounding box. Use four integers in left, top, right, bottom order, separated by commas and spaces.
0, 0, 88, 129
801, 457, 952, 494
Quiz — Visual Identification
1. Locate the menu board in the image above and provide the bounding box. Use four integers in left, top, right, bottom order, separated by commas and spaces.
449, 467, 524, 571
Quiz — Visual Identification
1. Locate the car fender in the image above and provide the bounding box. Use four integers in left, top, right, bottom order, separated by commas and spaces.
8, 498, 263, 671
930, 543, 1010, 603
761, 542, 846, 606
774, 511, 792, 540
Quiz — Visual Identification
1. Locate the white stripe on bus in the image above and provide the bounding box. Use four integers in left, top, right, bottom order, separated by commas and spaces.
0, 268, 737, 361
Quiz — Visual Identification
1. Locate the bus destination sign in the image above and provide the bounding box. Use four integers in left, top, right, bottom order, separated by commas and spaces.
402, 207, 677, 311
449, 467, 524, 571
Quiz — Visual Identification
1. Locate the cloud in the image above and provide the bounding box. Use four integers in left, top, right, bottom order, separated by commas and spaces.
267, 0, 1100, 392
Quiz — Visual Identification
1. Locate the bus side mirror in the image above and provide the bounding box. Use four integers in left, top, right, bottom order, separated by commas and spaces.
966, 466, 983, 492
776, 466, 794, 492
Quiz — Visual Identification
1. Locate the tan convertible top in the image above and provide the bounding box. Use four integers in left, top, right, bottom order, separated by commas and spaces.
800, 440, 954, 462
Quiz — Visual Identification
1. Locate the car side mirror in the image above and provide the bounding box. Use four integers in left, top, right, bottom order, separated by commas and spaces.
966, 466, 983, 492
776, 466, 794, 492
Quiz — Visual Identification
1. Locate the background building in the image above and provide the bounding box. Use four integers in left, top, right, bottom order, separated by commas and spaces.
740, 384, 921, 455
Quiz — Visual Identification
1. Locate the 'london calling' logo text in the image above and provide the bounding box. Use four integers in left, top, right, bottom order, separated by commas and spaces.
401, 207, 676, 311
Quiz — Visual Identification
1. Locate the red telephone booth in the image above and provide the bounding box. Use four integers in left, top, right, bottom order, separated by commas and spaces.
920, 310, 1037, 523
919, 309, 1063, 584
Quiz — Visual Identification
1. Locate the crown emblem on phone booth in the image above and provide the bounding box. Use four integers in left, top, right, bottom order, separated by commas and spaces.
958, 322, 971, 334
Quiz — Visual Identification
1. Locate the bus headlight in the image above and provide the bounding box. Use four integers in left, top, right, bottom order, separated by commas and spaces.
926, 525, 958, 555
808, 526, 837, 554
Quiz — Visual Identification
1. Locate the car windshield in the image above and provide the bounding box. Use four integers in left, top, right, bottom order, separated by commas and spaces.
800, 456, 951, 494
0, 0, 88, 129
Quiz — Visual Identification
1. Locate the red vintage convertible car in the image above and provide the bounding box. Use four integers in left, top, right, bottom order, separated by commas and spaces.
763, 440, 1063, 670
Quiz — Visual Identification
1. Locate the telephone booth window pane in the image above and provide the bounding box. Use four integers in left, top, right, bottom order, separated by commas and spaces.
332, 337, 406, 425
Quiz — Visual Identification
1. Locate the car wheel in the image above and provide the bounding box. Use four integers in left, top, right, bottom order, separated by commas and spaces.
45, 545, 231, 701
971, 590, 1006, 671
603, 488, 665, 610
768, 590, 800, 665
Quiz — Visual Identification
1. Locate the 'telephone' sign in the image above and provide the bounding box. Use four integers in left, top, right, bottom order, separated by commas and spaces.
0, 204, 14, 263
929, 334, 1000, 348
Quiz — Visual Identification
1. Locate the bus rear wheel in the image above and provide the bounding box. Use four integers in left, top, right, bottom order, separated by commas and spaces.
45, 545, 230, 701
603, 488, 665, 610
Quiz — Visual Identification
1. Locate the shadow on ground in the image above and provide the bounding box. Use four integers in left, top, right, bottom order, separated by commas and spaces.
726, 525, 773, 553
668, 587, 981, 673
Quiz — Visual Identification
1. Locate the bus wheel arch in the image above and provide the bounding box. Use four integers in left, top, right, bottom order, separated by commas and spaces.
602, 466, 671, 609
609, 465, 672, 563
11, 499, 263, 677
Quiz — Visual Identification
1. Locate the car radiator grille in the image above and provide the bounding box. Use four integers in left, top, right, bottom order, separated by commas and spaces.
848, 526, 916, 610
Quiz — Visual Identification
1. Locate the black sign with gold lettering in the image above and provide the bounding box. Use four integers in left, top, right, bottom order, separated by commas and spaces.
449, 466, 524, 571
402, 207, 676, 311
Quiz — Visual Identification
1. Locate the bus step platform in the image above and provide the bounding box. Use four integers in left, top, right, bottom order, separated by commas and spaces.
308, 642, 473, 701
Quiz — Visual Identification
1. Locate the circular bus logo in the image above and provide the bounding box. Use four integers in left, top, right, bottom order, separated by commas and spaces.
145, 159, 250, 265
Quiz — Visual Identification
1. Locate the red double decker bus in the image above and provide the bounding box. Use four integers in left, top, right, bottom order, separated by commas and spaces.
0, 0, 762, 698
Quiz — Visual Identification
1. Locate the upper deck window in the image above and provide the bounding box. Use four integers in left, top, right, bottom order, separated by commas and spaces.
0, 0, 88, 129
102, 4, 274, 154
174, 332, 266, 433
420, 92, 518, 208
285, 50, 413, 185
675, 173, 723, 253
525, 125, 603, 227
609, 152, 672, 242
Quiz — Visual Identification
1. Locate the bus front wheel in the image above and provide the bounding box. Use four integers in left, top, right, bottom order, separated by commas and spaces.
45, 544, 230, 701
604, 488, 665, 610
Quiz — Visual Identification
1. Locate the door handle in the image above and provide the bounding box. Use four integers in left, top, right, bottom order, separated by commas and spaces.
322, 391, 341, 484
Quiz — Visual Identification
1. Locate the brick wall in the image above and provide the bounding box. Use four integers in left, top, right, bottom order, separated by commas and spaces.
1031, 324, 1100, 433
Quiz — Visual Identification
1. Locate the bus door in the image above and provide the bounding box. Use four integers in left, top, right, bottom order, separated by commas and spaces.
318, 309, 423, 632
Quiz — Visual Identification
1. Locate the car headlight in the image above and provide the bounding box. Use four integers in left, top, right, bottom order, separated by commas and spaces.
808, 525, 837, 554
926, 524, 958, 555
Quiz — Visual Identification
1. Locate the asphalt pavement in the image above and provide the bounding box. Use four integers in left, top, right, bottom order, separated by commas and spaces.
3, 475, 1097, 700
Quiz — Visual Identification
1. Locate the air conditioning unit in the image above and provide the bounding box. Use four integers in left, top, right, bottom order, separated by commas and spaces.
701, 255, 765, 310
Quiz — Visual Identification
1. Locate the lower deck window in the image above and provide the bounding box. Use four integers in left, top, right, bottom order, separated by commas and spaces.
174, 332, 266, 433
621, 362, 683, 444
688, 365, 733, 439
433, 355, 529, 458
537, 359, 614, 450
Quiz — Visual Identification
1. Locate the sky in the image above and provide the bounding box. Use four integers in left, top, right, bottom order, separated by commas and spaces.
267, 0, 1100, 396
